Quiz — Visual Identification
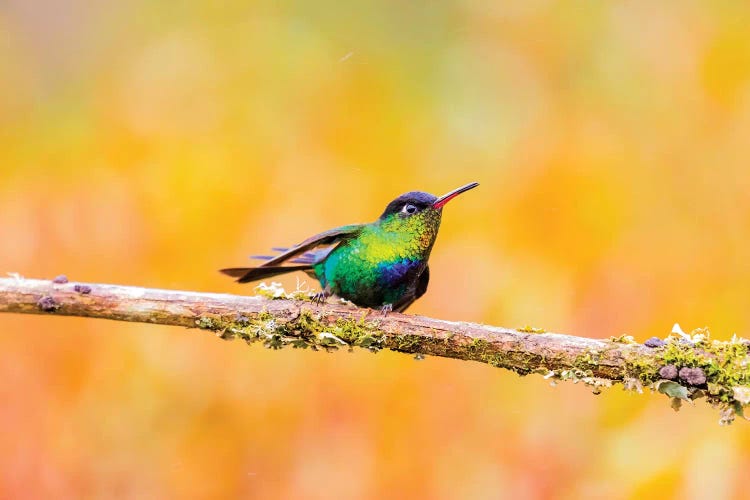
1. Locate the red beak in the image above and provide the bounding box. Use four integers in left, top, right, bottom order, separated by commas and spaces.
432, 182, 479, 209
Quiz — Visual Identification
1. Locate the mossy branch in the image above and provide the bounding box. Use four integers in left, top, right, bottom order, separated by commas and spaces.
2, 275, 750, 424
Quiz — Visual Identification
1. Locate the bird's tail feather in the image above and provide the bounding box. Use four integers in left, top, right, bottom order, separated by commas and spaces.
250, 247, 325, 265
250, 254, 317, 265
219, 265, 312, 283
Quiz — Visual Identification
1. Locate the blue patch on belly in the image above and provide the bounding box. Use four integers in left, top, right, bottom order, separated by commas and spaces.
376, 258, 423, 287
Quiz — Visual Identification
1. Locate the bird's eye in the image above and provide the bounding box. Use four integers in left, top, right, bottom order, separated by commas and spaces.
402, 203, 418, 215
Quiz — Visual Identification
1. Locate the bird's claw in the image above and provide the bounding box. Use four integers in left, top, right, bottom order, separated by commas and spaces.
380, 304, 393, 316
311, 291, 329, 306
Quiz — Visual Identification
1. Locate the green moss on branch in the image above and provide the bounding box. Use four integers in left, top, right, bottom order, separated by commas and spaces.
2, 277, 750, 425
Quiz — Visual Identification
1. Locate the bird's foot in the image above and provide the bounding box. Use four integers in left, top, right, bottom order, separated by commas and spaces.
311, 291, 330, 306
380, 303, 393, 316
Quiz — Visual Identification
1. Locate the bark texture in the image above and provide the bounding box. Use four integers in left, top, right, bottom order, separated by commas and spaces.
2, 276, 749, 424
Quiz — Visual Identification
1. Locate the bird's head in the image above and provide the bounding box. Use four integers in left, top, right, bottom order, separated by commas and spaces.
377, 182, 479, 246
379, 182, 479, 221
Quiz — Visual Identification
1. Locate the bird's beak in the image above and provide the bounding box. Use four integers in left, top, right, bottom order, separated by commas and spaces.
432, 182, 479, 209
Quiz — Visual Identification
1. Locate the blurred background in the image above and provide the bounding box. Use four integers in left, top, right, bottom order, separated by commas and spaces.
2, 0, 750, 498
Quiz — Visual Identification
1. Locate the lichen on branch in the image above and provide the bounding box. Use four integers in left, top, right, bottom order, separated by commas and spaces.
1, 275, 749, 425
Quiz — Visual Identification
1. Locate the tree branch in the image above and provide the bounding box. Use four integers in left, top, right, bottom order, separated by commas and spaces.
2, 275, 749, 424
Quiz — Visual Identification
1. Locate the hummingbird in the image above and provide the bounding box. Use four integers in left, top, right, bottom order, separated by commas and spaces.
221, 182, 479, 313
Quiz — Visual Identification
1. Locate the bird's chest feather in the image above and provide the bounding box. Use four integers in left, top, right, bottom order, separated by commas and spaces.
316, 230, 428, 305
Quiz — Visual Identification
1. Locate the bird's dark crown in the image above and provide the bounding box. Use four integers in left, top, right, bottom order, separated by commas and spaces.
379, 191, 438, 219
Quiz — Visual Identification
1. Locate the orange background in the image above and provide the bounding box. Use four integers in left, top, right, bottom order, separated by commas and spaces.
3, 1, 750, 498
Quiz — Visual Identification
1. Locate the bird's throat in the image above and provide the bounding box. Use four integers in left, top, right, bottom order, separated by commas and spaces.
375, 210, 442, 261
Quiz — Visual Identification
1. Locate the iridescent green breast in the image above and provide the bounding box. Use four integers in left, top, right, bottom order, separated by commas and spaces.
312, 211, 441, 307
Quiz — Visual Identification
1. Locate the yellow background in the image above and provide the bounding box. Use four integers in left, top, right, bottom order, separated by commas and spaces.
2, 1, 750, 498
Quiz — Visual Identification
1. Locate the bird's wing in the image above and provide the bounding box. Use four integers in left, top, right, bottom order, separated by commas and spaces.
251, 249, 325, 265
393, 266, 430, 313
258, 223, 366, 267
